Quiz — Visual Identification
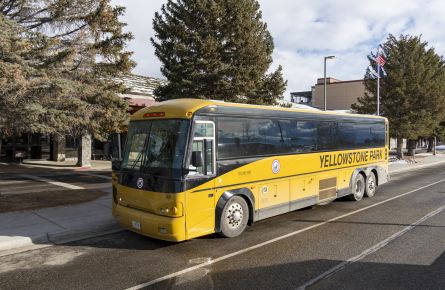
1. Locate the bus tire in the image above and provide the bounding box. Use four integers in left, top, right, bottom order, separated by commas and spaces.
349, 173, 365, 201
365, 171, 377, 198
219, 196, 249, 238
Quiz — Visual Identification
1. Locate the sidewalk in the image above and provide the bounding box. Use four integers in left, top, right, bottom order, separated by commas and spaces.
389, 152, 445, 173
0, 187, 119, 253
1, 152, 445, 254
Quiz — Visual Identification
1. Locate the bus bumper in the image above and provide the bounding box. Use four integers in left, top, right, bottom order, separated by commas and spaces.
114, 204, 186, 242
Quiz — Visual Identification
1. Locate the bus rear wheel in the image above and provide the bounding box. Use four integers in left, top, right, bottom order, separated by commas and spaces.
349, 173, 365, 201
365, 172, 377, 198
219, 196, 249, 238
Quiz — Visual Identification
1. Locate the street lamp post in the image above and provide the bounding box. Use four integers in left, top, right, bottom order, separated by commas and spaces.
323, 55, 335, 111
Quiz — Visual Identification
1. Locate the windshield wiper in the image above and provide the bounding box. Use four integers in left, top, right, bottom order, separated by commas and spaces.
128, 135, 150, 170
128, 150, 144, 169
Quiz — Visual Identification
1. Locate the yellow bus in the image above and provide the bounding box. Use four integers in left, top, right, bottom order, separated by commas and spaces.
112, 99, 389, 241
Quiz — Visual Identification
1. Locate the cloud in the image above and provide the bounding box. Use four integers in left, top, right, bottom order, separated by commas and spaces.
111, 0, 164, 78
112, 0, 445, 98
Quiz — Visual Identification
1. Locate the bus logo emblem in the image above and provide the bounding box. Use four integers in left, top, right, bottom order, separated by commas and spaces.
272, 160, 280, 174
136, 177, 144, 189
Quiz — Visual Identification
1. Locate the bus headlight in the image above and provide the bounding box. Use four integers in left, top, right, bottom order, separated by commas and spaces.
158, 203, 182, 217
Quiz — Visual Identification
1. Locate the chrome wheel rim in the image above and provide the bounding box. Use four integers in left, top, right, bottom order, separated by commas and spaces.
355, 177, 364, 198
367, 175, 376, 195
355, 180, 362, 194
226, 202, 244, 230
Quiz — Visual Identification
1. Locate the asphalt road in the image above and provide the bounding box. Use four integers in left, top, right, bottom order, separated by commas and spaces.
0, 164, 111, 195
1, 164, 444, 290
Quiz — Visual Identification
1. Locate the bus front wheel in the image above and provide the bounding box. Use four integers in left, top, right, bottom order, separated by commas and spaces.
349, 173, 365, 201
219, 196, 249, 238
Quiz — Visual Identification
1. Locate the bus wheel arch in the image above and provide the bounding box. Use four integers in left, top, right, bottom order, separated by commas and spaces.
215, 188, 254, 235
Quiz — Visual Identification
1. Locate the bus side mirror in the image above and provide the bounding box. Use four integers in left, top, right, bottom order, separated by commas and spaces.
191, 151, 203, 168
109, 133, 123, 171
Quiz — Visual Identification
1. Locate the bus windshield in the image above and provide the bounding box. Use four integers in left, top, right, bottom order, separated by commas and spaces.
121, 119, 190, 177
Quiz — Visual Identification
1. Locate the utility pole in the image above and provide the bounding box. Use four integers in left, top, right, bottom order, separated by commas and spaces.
323, 55, 335, 111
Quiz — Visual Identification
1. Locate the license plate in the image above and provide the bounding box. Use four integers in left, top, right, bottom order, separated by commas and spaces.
131, 220, 141, 230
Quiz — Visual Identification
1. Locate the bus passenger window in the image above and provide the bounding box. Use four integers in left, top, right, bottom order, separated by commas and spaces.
189, 122, 215, 175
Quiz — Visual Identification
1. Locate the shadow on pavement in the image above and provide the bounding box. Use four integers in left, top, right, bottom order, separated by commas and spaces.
150, 252, 445, 290
63, 230, 175, 251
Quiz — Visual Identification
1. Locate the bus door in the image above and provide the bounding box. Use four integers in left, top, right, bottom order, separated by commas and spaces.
185, 120, 216, 238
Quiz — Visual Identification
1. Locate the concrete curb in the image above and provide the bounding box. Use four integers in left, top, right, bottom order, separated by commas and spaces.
19, 162, 111, 172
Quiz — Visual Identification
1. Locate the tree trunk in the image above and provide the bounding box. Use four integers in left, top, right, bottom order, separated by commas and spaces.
427, 137, 434, 152
396, 136, 404, 159
51, 135, 66, 162
77, 134, 92, 167
407, 139, 416, 156
12, 135, 17, 162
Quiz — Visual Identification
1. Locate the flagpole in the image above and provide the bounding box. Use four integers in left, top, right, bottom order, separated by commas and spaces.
377, 47, 380, 116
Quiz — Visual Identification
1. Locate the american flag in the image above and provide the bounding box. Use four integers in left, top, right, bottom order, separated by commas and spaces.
375, 54, 386, 66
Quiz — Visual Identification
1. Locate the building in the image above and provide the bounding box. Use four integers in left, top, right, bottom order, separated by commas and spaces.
312, 78, 365, 110
290, 90, 313, 106
277, 99, 320, 111
113, 74, 166, 113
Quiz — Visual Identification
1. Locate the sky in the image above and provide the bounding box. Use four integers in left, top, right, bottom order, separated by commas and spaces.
111, 0, 445, 98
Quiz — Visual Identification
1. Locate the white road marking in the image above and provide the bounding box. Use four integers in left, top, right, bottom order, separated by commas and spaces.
125, 177, 445, 290
0, 162, 8, 165
21, 174, 84, 190
296, 205, 445, 289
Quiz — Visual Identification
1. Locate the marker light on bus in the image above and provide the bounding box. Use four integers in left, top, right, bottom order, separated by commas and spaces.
143, 112, 165, 118
159, 205, 181, 217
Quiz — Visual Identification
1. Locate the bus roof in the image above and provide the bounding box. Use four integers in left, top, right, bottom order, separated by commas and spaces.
131, 98, 387, 121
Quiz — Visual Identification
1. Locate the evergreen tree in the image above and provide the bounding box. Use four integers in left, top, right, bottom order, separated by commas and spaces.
352, 34, 445, 158
427, 118, 445, 152
0, 0, 135, 154
151, 0, 287, 104
0, 15, 51, 137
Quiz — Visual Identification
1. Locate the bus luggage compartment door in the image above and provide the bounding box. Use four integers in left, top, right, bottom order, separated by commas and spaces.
258, 180, 290, 220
